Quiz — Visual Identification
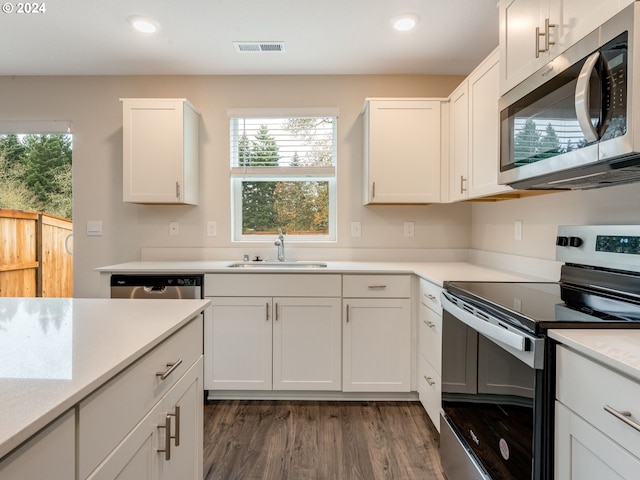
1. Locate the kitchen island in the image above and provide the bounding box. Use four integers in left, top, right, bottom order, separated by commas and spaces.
0, 297, 210, 479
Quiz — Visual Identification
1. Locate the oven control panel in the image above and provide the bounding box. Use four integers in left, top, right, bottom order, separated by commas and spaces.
556, 225, 640, 272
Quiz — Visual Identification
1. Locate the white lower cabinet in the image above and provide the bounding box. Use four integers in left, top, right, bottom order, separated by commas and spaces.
87, 359, 203, 480
204, 274, 343, 393
555, 345, 640, 479
417, 278, 444, 430
0, 409, 75, 480
207, 296, 342, 391
342, 275, 412, 392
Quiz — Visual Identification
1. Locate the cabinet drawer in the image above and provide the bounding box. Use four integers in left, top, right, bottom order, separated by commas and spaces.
419, 303, 442, 373
556, 346, 640, 459
418, 356, 441, 432
419, 278, 443, 312
342, 275, 411, 298
205, 274, 341, 297
78, 316, 203, 479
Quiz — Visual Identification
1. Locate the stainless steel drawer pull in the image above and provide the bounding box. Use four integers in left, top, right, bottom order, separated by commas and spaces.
423, 320, 435, 328
156, 359, 183, 380
170, 405, 181, 446
367, 285, 387, 289
424, 293, 437, 301
157, 414, 172, 460
604, 405, 640, 433
346, 304, 350, 323
423, 375, 435, 386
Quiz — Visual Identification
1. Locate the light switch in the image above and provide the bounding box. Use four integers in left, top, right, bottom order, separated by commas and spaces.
351, 222, 362, 237
86, 220, 103, 236
404, 221, 414, 237
169, 221, 179, 236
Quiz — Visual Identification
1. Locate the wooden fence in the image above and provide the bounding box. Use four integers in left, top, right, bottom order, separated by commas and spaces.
0, 208, 73, 297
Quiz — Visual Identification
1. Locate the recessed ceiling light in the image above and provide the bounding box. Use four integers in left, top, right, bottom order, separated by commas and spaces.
128, 15, 160, 34
392, 14, 419, 32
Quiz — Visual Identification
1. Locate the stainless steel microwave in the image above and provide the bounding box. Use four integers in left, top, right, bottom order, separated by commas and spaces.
499, 3, 640, 190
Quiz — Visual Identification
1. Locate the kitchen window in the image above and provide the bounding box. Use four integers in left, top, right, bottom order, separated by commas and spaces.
229, 108, 337, 242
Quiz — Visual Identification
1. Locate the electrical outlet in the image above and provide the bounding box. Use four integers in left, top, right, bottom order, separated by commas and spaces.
169, 221, 179, 236
404, 221, 415, 237
351, 221, 362, 237
207, 221, 217, 237
514, 220, 523, 241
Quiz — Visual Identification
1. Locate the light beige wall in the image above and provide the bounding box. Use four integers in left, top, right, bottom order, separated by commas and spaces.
0, 74, 470, 297
471, 182, 640, 260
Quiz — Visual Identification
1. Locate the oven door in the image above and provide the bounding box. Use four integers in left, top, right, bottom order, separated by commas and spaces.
440, 292, 549, 480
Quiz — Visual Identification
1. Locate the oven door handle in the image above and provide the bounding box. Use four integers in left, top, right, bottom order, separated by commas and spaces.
441, 293, 528, 352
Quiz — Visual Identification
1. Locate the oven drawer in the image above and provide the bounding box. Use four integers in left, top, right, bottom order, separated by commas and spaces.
419, 279, 442, 312
342, 275, 411, 298
556, 346, 640, 460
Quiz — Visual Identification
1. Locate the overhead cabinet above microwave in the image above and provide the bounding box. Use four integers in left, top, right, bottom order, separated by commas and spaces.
362, 98, 443, 205
498, 0, 633, 95
121, 98, 200, 205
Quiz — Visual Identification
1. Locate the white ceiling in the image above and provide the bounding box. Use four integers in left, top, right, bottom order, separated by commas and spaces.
2, 0, 499, 76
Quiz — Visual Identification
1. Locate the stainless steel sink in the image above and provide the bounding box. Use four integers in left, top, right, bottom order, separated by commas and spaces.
226, 261, 328, 269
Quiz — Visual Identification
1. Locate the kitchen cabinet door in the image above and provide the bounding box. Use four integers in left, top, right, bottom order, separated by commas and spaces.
499, 0, 633, 95
342, 298, 411, 392
0, 410, 75, 480
447, 82, 469, 202
207, 297, 273, 390
555, 402, 640, 480
467, 49, 513, 198
272, 297, 342, 391
363, 98, 442, 204
122, 98, 199, 205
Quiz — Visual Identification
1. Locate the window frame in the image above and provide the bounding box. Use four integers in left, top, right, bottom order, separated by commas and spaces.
228, 108, 338, 243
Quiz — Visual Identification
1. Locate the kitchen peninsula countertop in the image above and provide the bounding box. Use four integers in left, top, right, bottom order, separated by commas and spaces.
0, 297, 210, 460
549, 329, 640, 382
97, 260, 543, 285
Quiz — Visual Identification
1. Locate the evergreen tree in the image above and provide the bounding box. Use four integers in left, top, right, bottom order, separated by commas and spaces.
539, 122, 561, 159
242, 125, 279, 233
513, 118, 541, 165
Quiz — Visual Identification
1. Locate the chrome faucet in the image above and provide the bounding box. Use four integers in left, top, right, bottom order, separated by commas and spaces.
274, 228, 286, 261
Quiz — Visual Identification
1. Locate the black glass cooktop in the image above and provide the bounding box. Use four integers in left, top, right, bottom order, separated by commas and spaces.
444, 281, 640, 335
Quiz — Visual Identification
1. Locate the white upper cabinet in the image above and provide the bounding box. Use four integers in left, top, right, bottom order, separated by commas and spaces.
362, 98, 443, 205
122, 98, 200, 205
467, 49, 512, 198
446, 49, 512, 202
499, 0, 634, 95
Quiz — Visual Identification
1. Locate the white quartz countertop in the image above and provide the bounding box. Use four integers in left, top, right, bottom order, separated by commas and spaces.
97, 260, 541, 285
0, 297, 210, 460
549, 329, 640, 382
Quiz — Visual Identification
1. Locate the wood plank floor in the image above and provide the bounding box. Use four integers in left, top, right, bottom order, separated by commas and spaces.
203, 400, 445, 480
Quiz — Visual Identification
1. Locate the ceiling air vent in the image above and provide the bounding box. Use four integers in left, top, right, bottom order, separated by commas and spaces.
234, 41, 285, 53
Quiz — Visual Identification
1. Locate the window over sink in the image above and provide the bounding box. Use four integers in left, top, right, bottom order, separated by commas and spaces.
229, 108, 337, 242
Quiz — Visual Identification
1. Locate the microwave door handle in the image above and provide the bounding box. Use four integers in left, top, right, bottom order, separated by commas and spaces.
575, 51, 600, 143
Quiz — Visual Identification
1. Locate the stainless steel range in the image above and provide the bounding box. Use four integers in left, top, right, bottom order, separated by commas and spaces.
440, 225, 640, 480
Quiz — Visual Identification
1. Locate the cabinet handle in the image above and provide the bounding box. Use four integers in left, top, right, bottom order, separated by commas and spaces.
459, 176, 467, 194
266, 303, 270, 321
275, 303, 279, 321
157, 414, 172, 461
423, 320, 435, 328
544, 18, 556, 51
424, 293, 437, 301
372, 181, 376, 199
175, 181, 180, 198
367, 285, 387, 290
604, 405, 640, 433
170, 405, 181, 446
535, 26, 545, 58
156, 359, 183, 380
346, 304, 350, 323
423, 375, 435, 386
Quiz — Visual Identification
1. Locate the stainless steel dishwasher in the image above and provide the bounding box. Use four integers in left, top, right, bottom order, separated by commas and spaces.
110, 274, 203, 299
